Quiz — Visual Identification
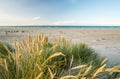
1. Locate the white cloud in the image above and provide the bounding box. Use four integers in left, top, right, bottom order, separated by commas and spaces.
53, 20, 76, 25
0, 12, 43, 26
33, 16, 41, 20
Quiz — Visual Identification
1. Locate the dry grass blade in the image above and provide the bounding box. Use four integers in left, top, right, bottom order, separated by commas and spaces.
3, 44, 13, 55
112, 65, 120, 69
105, 68, 120, 74
36, 64, 41, 71
101, 58, 107, 65
48, 52, 65, 59
81, 77, 87, 79
35, 72, 43, 79
40, 33, 44, 40
83, 65, 92, 76
92, 64, 106, 78
38, 50, 43, 55
51, 44, 58, 50
42, 52, 65, 66
48, 67, 56, 79
71, 65, 86, 70
70, 55, 74, 68
105, 65, 120, 75
60, 75, 77, 79
3, 59, 8, 71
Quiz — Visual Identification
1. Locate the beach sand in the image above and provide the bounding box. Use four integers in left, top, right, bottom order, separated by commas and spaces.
0, 28, 120, 66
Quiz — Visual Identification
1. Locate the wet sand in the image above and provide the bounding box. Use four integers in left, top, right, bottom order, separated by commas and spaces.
0, 28, 120, 66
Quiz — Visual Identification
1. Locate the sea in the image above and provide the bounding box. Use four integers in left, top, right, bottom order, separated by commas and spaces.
0, 26, 120, 29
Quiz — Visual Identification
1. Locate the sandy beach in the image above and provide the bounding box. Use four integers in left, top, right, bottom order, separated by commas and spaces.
0, 28, 120, 66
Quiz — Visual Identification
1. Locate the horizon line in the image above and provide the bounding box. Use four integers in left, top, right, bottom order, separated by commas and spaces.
1, 25, 120, 27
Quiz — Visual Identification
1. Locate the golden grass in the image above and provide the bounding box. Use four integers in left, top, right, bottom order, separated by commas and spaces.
0, 34, 120, 79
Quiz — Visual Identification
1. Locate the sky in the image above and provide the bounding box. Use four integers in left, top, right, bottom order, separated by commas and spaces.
0, 0, 120, 26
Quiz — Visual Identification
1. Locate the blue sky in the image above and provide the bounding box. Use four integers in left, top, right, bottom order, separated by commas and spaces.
0, 0, 120, 26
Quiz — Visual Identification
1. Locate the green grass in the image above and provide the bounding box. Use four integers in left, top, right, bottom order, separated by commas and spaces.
0, 42, 14, 58
0, 34, 120, 79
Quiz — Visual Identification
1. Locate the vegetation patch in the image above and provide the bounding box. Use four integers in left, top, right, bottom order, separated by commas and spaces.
0, 34, 120, 79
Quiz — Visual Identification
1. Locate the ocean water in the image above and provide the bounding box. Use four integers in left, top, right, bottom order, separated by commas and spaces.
0, 26, 120, 29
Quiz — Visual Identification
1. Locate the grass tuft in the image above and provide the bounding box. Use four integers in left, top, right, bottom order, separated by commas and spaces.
0, 34, 120, 79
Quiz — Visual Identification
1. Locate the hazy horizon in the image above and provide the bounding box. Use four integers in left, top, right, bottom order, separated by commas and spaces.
0, 0, 120, 26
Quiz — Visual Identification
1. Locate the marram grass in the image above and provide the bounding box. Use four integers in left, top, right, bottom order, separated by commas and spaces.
0, 34, 120, 79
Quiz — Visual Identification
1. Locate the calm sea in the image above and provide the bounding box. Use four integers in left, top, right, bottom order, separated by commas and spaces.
0, 26, 120, 29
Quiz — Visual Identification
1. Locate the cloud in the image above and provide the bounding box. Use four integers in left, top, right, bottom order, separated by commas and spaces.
33, 16, 41, 20
0, 12, 43, 26
53, 20, 76, 25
